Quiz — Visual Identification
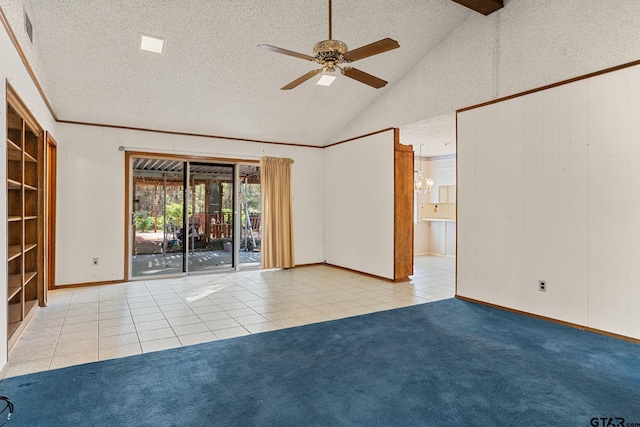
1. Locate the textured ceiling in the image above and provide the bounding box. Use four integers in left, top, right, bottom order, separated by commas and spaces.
8, 0, 471, 146
401, 112, 456, 157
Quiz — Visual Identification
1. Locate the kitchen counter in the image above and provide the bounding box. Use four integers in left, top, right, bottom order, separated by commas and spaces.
421, 218, 456, 256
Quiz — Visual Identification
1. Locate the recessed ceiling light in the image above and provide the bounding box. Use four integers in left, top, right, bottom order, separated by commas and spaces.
317, 74, 337, 86
139, 33, 165, 54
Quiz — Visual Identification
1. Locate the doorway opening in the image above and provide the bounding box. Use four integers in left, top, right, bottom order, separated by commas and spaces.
400, 113, 457, 298
128, 156, 261, 279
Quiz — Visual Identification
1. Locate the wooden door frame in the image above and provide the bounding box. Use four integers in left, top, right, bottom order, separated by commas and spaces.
393, 128, 414, 281
45, 132, 57, 292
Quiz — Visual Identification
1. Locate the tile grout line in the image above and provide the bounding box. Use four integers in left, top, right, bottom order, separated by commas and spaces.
46, 289, 74, 371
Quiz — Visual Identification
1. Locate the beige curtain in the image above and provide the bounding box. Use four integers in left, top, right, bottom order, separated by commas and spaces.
260, 156, 295, 269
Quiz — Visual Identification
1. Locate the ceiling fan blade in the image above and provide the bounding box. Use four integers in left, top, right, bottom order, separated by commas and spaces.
281, 69, 323, 90
257, 44, 316, 62
342, 38, 400, 62
341, 67, 388, 89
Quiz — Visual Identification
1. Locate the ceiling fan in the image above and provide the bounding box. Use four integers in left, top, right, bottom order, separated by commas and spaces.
258, 0, 400, 90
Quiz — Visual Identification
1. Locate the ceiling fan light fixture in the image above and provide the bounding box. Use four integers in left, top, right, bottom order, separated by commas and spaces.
317, 74, 337, 86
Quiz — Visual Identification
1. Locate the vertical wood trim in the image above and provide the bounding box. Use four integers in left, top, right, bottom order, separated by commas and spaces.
455, 112, 459, 296
46, 133, 57, 291
124, 152, 131, 281
394, 128, 414, 281
36, 126, 45, 307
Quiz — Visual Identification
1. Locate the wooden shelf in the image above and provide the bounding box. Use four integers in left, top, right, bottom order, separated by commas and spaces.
24, 152, 37, 163
8, 274, 21, 289
7, 321, 21, 340
24, 299, 38, 314
7, 85, 44, 345
23, 147, 37, 161
7, 280, 21, 301
6, 138, 21, 152
8, 179, 21, 190
8, 245, 21, 261
24, 271, 37, 285
8, 300, 21, 320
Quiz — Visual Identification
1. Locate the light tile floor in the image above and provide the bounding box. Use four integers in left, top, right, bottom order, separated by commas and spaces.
3, 256, 455, 378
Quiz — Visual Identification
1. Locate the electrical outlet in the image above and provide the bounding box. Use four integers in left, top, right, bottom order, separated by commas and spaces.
93, 258, 99, 266
539, 280, 546, 292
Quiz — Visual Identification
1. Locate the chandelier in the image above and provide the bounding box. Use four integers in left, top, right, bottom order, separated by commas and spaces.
414, 145, 434, 193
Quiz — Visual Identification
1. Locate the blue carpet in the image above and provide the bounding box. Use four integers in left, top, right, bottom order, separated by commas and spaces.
1, 298, 639, 426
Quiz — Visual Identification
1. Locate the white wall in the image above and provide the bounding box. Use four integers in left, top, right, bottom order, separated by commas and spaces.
330, 0, 640, 144
54, 123, 325, 285
1, 17, 58, 368
323, 130, 395, 279
457, 64, 640, 340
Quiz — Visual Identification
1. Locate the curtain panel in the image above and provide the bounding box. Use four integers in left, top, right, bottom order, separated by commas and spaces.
260, 157, 295, 269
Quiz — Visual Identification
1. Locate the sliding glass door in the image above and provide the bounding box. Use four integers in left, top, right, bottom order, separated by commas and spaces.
131, 161, 185, 278
186, 163, 235, 274
130, 156, 260, 279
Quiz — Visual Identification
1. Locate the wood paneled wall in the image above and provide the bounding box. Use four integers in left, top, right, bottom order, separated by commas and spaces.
324, 130, 396, 279
457, 64, 640, 340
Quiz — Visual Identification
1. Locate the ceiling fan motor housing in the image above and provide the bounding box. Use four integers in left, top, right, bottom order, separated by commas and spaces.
313, 40, 348, 67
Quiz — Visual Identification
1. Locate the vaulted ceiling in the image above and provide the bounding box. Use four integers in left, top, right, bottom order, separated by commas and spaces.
1, 1, 501, 146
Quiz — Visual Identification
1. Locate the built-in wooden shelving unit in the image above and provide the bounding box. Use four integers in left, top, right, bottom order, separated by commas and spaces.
6, 85, 44, 348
